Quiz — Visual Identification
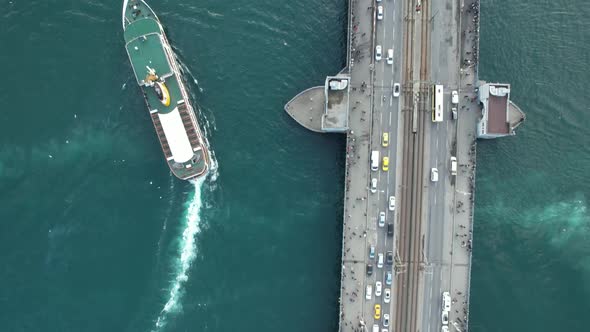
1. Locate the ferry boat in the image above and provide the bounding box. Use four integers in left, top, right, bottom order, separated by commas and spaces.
122, 0, 209, 180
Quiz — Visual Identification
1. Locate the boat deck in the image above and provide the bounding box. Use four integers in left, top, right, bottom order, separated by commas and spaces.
123, 0, 210, 180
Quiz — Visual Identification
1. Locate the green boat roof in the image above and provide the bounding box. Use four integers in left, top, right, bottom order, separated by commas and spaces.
124, 18, 172, 86
123, 17, 159, 42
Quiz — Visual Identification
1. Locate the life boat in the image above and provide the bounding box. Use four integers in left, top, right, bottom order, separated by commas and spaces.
153, 81, 171, 107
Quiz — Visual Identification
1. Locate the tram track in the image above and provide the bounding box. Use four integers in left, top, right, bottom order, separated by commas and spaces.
395, 0, 430, 331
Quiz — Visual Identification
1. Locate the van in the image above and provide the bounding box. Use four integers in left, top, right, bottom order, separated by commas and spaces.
372, 324, 379, 332
371, 151, 380, 171
387, 49, 393, 65
377, 253, 384, 268
451, 90, 459, 104
366, 284, 373, 300
431, 168, 439, 182
450, 156, 457, 176
387, 223, 393, 237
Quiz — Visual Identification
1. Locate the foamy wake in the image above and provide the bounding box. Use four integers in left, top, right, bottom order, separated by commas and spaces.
152, 153, 220, 331
153, 177, 205, 331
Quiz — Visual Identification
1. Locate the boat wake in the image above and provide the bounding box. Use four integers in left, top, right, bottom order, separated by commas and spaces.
152, 156, 219, 331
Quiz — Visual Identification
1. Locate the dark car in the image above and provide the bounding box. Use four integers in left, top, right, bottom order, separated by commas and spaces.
387, 223, 393, 237
366, 263, 374, 276
386, 251, 393, 265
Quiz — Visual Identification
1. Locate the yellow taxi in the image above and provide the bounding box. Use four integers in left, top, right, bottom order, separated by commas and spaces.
382, 132, 389, 147
382, 157, 389, 171
374, 304, 381, 319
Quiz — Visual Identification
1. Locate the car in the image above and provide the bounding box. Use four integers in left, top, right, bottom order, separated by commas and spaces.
387, 223, 393, 237
371, 178, 378, 193
372, 325, 379, 332
384, 288, 391, 303
377, 6, 383, 20
388, 196, 396, 211
377, 253, 384, 268
431, 168, 439, 182
386, 251, 393, 265
393, 83, 400, 97
376, 0, 382, 2
452, 107, 458, 120
383, 313, 390, 327
450, 156, 457, 176
442, 310, 449, 325
366, 284, 373, 300
374, 304, 381, 319
385, 271, 392, 285
379, 212, 385, 227
382, 132, 389, 147
375, 45, 382, 61
442, 291, 451, 311
387, 49, 393, 65
382, 156, 389, 171
367, 263, 374, 276
369, 245, 376, 259
451, 90, 459, 104
441, 326, 449, 332
375, 281, 382, 296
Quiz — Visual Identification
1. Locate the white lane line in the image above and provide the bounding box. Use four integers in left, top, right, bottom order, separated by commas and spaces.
389, 112, 392, 126
386, 168, 390, 199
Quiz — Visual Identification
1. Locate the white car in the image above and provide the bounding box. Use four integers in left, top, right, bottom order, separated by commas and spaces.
431, 168, 439, 182
375, 281, 382, 296
442, 310, 449, 325
393, 83, 400, 97
441, 326, 449, 332
383, 314, 390, 327
442, 291, 451, 311
384, 288, 391, 303
388, 196, 396, 211
375, 45, 382, 61
366, 284, 373, 300
371, 178, 378, 193
451, 90, 459, 104
377, 6, 383, 20
377, 253, 384, 268
387, 49, 393, 65
379, 211, 385, 227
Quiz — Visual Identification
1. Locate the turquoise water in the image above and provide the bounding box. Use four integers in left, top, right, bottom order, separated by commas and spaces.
0, 0, 588, 331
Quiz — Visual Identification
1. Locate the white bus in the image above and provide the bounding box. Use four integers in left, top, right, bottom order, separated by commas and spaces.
432, 84, 444, 122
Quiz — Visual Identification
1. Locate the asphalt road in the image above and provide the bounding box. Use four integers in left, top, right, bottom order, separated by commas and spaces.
420, 0, 463, 331
364, 0, 405, 328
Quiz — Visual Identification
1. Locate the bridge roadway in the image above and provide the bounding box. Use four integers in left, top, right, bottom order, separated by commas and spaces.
284, 0, 483, 330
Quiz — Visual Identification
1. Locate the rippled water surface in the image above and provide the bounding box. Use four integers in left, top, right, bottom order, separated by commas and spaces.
0, 0, 588, 331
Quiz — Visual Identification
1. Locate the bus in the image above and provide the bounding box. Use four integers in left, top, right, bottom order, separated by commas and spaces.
432, 84, 444, 122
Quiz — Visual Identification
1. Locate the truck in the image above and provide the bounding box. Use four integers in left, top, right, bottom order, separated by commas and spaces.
371, 151, 380, 171
450, 156, 457, 176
